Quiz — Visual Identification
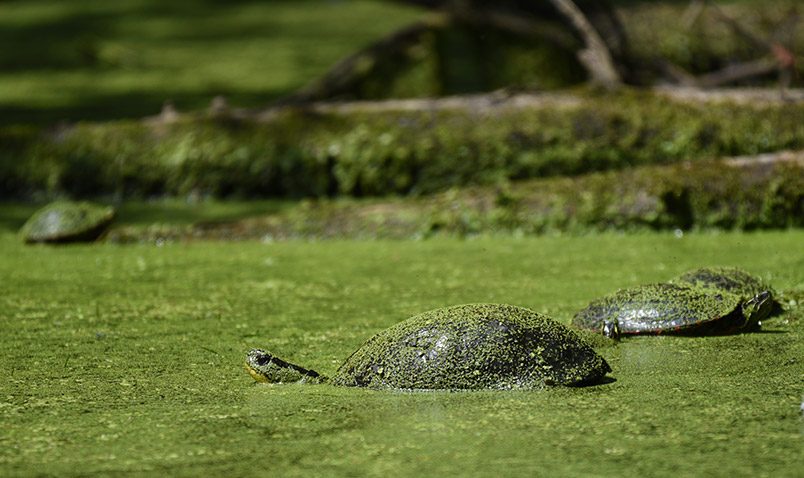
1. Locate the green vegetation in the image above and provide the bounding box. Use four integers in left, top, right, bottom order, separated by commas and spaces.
622, 1, 804, 80
1, 231, 801, 476
2, 0, 802, 126
7, 155, 800, 244
83, 158, 797, 243
0, 0, 423, 125
6, 155, 800, 244
3, 91, 804, 200
2, 1, 803, 475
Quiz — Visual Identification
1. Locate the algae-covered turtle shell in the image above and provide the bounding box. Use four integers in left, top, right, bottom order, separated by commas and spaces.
572, 283, 772, 338
674, 267, 774, 298
246, 303, 611, 390
20, 201, 115, 244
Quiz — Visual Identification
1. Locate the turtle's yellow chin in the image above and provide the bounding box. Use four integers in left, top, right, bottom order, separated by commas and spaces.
245, 362, 269, 383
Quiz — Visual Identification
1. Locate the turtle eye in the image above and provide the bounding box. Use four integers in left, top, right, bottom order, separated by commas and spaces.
602, 320, 620, 340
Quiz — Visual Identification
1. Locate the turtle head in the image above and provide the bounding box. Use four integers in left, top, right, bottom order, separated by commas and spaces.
602, 319, 621, 340
245, 348, 324, 384
245, 349, 275, 383
740, 290, 773, 330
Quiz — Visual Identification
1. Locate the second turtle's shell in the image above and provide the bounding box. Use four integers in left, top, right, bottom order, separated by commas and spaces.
674, 267, 773, 299
572, 283, 754, 336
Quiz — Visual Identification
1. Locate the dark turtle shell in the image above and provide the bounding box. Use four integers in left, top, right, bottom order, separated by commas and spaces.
330, 303, 611, 390
572, 283, 768, 336
674, 267, 773, 299
20, 201, 115, 244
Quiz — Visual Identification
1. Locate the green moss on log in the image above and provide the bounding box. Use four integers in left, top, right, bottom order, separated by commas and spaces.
105, 158, 803, 243
2, 91, 804, 200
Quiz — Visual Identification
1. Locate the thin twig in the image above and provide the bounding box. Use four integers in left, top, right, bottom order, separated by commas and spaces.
275, 16, 444, 105
696, 57, 779, 88
682, 0, 707, 29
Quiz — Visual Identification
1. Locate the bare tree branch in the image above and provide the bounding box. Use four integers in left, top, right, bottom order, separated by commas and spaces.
691, 1, 798, 95
661, 57, 778, 89
696, 57, 779, 88
682, 0, 706, 28
547, 0, 621, 88
275, 17, 445, 105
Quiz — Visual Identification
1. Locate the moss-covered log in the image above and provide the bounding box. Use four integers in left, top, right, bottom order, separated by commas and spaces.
105, 156, 803, 242
2, 90, 803, 201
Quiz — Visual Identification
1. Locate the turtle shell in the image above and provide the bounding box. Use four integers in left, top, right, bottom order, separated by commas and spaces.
331, 303, 611, 390
674, 267, 773, 299
572, 283, 753, 336
21, 201, 115, 244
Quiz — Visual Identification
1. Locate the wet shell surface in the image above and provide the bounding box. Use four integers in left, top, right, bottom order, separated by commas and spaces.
674, 267, 772, 298
329, 303, 611, 390
571, 283, 761, 336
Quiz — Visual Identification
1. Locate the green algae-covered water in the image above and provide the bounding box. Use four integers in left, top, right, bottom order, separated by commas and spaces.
1, 231, 802, 476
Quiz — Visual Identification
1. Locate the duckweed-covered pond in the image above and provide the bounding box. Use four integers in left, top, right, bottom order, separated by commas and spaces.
1, 231, 802, 476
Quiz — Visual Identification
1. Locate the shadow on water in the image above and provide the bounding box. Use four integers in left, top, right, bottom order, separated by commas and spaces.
750, 328, 788, 335
569, 375, 617, 387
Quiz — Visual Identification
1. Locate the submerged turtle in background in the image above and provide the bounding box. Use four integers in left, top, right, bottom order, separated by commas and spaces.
20, 201, 115, 244
674, 266, 783, 319
246, 303, 612, 390
572, 283, 773, 339
673, 267, 779, 309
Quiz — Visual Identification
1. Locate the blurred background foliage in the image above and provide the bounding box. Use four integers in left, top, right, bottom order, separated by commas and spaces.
2, 93, 802, 199
0, 0, 422, 124
1, 0, 802, 125
0, 0, 802, 233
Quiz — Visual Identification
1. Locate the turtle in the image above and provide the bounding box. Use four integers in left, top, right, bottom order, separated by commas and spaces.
245, 303, 612, 390
20, 201, 115, 244
673, 267, 774, 299
571, 283, 773, 339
